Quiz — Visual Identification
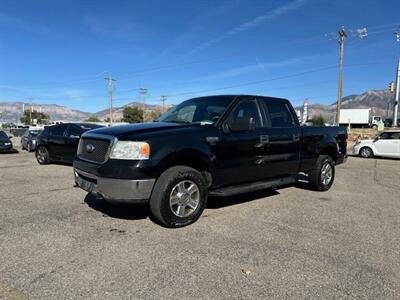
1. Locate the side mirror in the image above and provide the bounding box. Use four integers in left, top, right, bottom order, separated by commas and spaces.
374, 136, 380, 141
8, 135, 13, 139
229, 117, 256, 132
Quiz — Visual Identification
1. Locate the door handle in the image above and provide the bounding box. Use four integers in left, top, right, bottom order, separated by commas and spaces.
259, 135, 269, 144
292, 134, 300, 142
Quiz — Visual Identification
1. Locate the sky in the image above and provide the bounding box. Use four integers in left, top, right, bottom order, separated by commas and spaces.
0, 0, 399, 113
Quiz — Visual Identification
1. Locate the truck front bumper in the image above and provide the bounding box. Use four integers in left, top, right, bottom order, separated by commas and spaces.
74, 168, 155, 204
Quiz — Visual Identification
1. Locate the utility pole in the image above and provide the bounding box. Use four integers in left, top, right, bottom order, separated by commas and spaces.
393, 29, 400, 127
335, 28, 347, 125
160, 95, 167, 113
139, 88, 148, 122
330, 27, 367, 125
105, 76, 116, 124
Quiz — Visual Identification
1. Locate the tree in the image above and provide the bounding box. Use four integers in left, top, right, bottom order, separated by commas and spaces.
308, 115, 326, 126
145, 108, 163, 122
20, 110, 50, 125
122, 106, 144, 123
85, 117, 101, 122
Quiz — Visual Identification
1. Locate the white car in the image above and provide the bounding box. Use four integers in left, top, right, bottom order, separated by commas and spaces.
353, 130, 400, 159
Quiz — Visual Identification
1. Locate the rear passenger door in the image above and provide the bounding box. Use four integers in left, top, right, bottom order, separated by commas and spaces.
48, 125, 67, 159
259, 99, 301, 178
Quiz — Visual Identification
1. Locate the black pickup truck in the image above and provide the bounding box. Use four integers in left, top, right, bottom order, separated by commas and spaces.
74, 95, 347, 227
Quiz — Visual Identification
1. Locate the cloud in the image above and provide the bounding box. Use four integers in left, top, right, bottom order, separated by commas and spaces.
185, 0, 307, 57
84, 15, 146, 41
0, 13, 49, 35
195, 58, 301, 81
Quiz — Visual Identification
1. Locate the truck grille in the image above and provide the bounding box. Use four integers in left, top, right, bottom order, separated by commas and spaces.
78, 138, 111, 163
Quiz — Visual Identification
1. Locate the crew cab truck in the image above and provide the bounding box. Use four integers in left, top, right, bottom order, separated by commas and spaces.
73, 95, 347, 228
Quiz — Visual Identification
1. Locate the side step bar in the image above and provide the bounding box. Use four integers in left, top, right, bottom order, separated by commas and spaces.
209, 176, 297, 197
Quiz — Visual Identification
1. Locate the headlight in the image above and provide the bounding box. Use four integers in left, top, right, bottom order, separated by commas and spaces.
4, 142, 11, 146
110, 141, 150, 160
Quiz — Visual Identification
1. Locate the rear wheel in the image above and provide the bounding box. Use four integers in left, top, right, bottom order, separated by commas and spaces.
149, 166, 208, 228
36, 146, 50, 164
308, 155, 335, 191
360, 147, 373, 158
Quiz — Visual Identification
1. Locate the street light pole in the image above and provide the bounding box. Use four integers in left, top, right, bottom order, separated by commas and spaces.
393, 58, 400, 127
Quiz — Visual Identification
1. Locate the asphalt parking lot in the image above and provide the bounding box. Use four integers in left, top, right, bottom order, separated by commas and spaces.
1, 142, 400, 299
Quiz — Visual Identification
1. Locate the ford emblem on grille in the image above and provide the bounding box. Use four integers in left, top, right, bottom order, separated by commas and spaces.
85, 144, 95, 153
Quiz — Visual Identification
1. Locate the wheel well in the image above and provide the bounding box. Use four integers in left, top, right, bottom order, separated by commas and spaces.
159, 156, 212, 187
319, 146, 337, 162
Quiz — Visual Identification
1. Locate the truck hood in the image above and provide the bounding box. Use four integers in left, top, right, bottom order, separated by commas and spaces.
86, 122, 194, 139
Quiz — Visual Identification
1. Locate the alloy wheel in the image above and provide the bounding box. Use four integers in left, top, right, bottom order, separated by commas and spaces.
169, 180, 200, 218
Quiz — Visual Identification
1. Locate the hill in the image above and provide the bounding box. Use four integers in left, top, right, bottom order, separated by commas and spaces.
0, 89, 394, 123
295, 90, 394, 122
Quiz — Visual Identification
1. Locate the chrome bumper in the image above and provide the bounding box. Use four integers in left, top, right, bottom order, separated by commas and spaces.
74, 168, 155, 203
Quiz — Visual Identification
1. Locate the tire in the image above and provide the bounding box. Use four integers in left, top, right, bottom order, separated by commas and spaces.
36, 146, 51, 164
372, 125, 378, 129
308, 155, 335, 191
360, 147, 373, 158
149, 166, 208, 228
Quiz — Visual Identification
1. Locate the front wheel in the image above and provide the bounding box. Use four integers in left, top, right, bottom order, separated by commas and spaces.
308, 155, 335, 191
149, 166, 208, 228
360, 147, 373, 158
36, 146, 51, 164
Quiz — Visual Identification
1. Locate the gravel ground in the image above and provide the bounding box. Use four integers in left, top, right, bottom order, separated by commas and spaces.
0, 140, 399, 299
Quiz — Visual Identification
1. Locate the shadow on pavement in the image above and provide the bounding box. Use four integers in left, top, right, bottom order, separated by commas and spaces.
84, 193, 150, 220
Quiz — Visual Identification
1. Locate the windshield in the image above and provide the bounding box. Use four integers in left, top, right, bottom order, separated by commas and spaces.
0, 131, 8, 139
157, 96, 234, 125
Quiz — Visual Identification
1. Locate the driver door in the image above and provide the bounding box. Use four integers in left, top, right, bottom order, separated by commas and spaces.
214, 97, 268, 186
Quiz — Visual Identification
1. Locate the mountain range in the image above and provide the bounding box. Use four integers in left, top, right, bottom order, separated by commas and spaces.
0, 90, 396, 123
294, 90, 394, 122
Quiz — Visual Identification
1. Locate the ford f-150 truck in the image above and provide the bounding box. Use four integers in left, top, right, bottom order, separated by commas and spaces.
74, 95, 347, 227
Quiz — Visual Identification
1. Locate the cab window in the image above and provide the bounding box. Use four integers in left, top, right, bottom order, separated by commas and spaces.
226, 99, 263, 128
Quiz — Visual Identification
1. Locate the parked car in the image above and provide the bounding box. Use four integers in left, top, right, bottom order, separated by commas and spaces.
73, 95, 348, 228
35, 123, 104, 164
0, 130, 13, 153
353, 130, 400, 159
383, 118, 400, 128
21, 129, 43, 152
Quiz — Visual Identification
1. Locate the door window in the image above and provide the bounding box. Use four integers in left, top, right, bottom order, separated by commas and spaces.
227, 99, 262, 128
49, 125, 66, 137
380, 132, 400, 140
266, 101, 295, 128
66, 126, 82, 137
